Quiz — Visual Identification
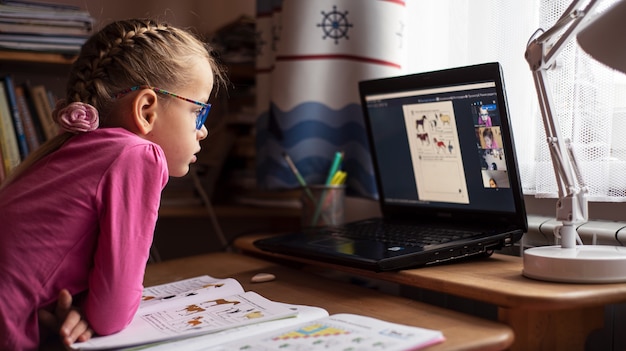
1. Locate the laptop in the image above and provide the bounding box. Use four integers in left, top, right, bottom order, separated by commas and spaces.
254, 62, 527, 271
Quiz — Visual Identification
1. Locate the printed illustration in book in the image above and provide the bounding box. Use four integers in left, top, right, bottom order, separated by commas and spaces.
71, 275, 299, 350
206, 313, 445, 351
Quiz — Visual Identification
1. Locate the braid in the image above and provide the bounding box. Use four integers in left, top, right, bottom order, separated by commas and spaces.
54, 19, 226, 126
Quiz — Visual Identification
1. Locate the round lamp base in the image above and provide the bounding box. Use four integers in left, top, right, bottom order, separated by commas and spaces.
523, 245, 626, 283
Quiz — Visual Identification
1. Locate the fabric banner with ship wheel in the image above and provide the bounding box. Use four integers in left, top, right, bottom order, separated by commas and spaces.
255, 0, 406, 198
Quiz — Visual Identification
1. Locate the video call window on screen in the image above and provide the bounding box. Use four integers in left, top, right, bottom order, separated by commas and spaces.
472, 102, 510, 189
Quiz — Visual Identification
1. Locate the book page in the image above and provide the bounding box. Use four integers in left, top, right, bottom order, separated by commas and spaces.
72, 280, 298, 350
208, 313, 445, 351
140, 275, 244, 310
125, 304, 329, 351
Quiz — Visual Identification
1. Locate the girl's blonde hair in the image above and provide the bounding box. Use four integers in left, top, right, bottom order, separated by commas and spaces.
1, 18, 226, 189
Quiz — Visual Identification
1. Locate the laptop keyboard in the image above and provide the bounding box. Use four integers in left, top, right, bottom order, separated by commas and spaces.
328, 221, 483, 247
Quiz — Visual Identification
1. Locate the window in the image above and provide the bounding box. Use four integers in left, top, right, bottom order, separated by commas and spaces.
405, 0, 626, 202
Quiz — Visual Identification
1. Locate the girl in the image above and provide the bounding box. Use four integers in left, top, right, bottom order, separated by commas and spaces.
481, 127, 499, 149
478, 107, 492, 127
0, 18, 226, 349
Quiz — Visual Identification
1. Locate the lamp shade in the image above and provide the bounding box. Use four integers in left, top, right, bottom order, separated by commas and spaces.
577, 0, 626, 74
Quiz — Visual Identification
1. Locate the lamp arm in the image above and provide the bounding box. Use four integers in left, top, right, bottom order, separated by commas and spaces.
531, 68, 588, 227
536, 0, 596, 65
525, 0, 598, 246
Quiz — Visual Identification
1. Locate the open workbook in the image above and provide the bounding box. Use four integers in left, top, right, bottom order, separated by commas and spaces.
71, 275, 445, 351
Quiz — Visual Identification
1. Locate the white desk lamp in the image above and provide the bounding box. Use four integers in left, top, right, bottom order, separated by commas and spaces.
523, 0, 626, 283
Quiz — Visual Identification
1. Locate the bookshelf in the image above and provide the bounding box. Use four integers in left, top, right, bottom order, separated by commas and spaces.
0, 51, 75, 99
0, 50, 75, 183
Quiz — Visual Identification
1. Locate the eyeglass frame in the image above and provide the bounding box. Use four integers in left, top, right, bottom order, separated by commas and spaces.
115, 85, 211, 130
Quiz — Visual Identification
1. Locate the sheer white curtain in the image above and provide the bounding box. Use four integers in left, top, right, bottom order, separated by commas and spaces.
405, 0, 626, 202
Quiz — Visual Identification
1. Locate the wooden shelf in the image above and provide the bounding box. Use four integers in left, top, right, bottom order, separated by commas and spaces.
0, 50, 77, 65
159, 204, 301, 219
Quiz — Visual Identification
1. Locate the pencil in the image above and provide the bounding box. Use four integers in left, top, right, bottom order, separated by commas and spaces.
282, 152, 316, 203
311, 151, 344, 225
324, 151, 344, 185
331, 170, 347, 185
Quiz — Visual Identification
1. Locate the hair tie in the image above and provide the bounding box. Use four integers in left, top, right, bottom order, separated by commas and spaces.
55, 102, 99, 134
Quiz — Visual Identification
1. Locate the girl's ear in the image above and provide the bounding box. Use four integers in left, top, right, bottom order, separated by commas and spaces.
131, 89, 159, 135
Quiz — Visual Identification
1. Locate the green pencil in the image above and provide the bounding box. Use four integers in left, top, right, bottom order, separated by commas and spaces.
311, 151, 344, 225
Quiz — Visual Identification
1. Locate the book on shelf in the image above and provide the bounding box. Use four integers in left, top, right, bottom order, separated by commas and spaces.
0, 79, 62, 174
0, 33, 87, 44
0, 0, 94, 24
71, 275, 445, 351
26, 83, 55, 140
0, 17, 91, 37
2, 75, 28, 159
13, 83, 40, 151
0, 37, 83, 53
0, 140, 6, 182
0, 0, 93, 52
0, 78, 20, 173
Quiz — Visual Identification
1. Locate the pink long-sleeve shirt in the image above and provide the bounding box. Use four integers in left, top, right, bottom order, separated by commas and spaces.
0, 128, 169, 350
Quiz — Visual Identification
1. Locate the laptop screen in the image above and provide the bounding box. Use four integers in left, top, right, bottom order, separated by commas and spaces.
360, 63, 526, 227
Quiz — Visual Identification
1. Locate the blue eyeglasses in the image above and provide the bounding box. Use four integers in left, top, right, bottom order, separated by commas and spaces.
115, 85, 211, 130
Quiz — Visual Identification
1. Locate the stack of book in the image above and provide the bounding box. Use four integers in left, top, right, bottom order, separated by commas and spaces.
0, 0, 94, 53
0, 75, 57, 182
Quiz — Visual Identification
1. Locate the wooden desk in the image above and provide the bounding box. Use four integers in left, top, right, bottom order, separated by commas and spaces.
144, 252, 513, 351
235, 233, 626, 351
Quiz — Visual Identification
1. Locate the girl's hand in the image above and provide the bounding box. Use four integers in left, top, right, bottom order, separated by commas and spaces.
38, 289, 94, 346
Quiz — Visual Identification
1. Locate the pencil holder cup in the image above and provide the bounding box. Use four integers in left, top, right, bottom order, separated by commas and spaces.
301, 185, 345, 228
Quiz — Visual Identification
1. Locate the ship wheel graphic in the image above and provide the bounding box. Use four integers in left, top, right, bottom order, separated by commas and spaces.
317, 5, 353, 44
